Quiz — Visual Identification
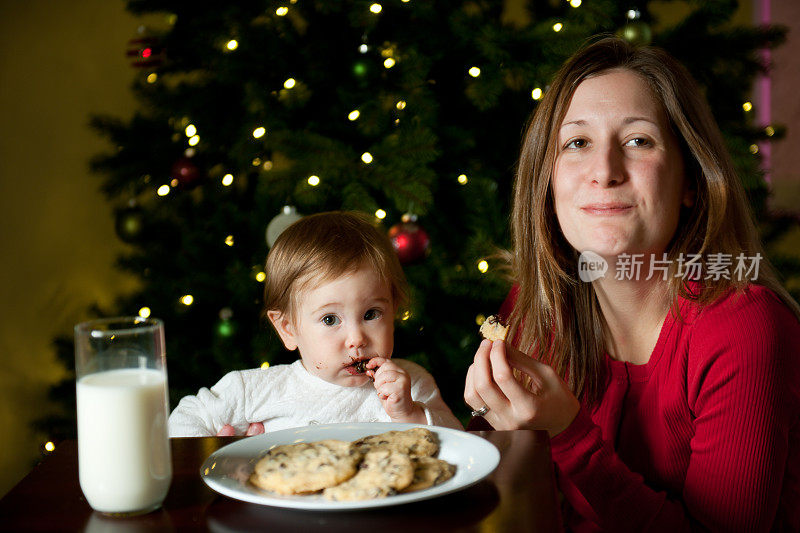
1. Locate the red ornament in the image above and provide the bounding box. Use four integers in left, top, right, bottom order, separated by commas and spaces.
389, 217, 430, 264
126, 35, 165, 69
170, 156, 201, 188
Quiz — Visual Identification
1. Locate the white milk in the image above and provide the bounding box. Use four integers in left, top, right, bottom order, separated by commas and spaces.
77, 368, 172, 514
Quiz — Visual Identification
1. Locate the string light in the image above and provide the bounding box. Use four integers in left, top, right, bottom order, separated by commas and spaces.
475, 314, 486, 326
225, 235, 234, 246
457, 174, 468, 185
253, 126, 266, 138
569, 0, 581, 6
468, 66, 481, 77
308, 175, 320, 186
255, 271, 266, 282
188, 135, 200, 146
276, 6, 289, 16
170, 178, 179, 187
138, 307, 151, 318
180, 295, 194, 306
185, 124, 197, 137
749, 144, 759, 154
261, 361, 271, 369
627, 9, 641, 19
383, 58, 396, 68
375, 209, 387, 219
531, 87, 543, 100
359, 44, 369, 53
262, 160, 273, 170
147, 73, 157, 84
743, 101, 753, 112
361, 152, 374, 164
348, 110, 360, 121
401, 310, 411, 321
284, 78, 296, 89
765, 126, 775, 136
553, 22, 563, 32
157, 184, 170, 196
252, 157, 262, 166
370, 3, 382, 13
222, 173, 234, 186
226, 40, 238, 51
396, 100, 406, 110
477, 259, 489, 273
44, 442, 55, 453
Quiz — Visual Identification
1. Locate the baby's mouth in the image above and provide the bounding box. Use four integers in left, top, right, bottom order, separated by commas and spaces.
345, 356, 373, 376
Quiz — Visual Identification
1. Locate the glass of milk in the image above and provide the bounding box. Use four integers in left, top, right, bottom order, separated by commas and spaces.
74, 317, 172, 516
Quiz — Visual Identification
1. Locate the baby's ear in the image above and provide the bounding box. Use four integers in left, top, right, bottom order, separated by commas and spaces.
266, 310, 298, 351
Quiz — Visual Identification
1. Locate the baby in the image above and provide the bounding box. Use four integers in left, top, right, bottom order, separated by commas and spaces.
168, 211, 462, 436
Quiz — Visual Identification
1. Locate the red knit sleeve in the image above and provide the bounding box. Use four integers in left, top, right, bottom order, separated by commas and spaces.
550, 287, 800, 531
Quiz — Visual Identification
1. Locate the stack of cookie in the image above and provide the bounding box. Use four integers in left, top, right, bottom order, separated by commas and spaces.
249, 427, 456, 501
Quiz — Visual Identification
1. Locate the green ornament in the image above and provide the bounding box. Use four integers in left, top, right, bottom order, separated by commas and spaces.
216, 319, 234, 337
619, 21, 652, 46
353, 59, 369, 78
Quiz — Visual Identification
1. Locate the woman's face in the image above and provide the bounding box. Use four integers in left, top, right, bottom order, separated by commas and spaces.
552, 69, 692, 263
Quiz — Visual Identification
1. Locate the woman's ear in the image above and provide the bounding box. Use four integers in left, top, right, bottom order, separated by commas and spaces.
266, 310, 298, 351
682, 184, 696, 208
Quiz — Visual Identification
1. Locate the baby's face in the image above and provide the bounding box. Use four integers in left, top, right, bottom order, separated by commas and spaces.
290, 266, 394, 386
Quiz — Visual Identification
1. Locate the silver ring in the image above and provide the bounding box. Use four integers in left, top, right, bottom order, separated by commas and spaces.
470, 405, 490, 417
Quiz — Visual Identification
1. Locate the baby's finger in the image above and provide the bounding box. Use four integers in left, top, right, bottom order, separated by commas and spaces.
366, 357, 389, 370
246, 422, 265, 436
216, 424, 236, 436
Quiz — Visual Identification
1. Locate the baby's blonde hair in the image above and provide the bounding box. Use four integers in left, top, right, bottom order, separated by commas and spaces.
263, 211, 408, 322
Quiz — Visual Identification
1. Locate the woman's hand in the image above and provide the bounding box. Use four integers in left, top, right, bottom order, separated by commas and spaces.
216, 422, 265, 437
367, 357, 426, 424
464, 339, 580, 436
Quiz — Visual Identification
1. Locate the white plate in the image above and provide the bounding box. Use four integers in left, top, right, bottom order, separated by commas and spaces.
200, 422, 500, 510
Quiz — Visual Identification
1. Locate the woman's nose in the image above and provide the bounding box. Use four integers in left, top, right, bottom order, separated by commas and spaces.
591, 143, 625, 187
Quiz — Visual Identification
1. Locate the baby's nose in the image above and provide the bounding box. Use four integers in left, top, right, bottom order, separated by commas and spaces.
346, 324, 366, 349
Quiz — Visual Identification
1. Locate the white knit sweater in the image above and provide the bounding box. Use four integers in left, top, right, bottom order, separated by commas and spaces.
168, 359, 463, 436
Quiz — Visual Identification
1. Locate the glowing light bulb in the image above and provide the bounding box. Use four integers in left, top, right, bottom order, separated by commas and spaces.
468, 66, 481, 77
359, 44, 369, 53
348, 110, 360, 121
749, 144, 759, 154
188, 135, 200, 146
396, 100, 406, 110
138, 307, 151, 318
284, 78, 296, 89
308, 175, 320, 186
170, 178, 179, 187
570, 0, 581, 7
375, 209, 387, 219
476, 314, 486, 326
383, 58, 395, 68
401, 310, 411, 321
157, 184, 170, 196
185, 124, 197, 137
477, 260, 489, 273
147, 73, 157, 84
457, 174, 468, 185
261, 361, 271, 369
531, 87, 543, 100
180, 295, 194, 306
255, 271, 266, 282
253, 127, 266, 138
44, 442, 55, 452
222, 173, 234, 186
225, 235, 234, 246
361, 152, 373, 164
743, 101, 753, 112
370, 3, 382, 13
553, 22, 563, 32
765, 126, 775, 137
226, 39, 238, 51
276, 6, 289, 16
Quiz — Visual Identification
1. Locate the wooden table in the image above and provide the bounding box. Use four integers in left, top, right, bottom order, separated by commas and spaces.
0, 431, 562, 532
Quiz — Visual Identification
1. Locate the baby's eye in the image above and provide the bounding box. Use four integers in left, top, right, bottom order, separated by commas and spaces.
364, 309, 382, 321
564, 138, 588, 150
321, 314, 340, 326
624, 137, 650, 147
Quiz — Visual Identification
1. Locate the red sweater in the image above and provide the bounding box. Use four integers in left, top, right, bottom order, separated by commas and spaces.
502, 284, 800, 531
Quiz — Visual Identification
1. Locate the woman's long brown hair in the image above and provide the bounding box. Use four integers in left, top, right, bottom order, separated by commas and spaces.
509, 36, 800, 405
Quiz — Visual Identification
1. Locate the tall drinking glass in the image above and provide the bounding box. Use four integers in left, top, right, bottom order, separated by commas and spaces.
75, 317, 172, 516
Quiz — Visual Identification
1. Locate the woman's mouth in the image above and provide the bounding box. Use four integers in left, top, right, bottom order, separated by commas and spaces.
581, 202, 634, 215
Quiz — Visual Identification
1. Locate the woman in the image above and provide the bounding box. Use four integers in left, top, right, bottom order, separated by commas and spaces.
464, 36, 800, 531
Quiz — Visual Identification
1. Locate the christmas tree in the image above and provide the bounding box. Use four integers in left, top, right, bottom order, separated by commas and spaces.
40, 0, 790, 441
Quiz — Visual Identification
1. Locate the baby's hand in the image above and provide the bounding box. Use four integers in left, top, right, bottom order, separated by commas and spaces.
216, 422, 265, 437
366, 358, 426, 424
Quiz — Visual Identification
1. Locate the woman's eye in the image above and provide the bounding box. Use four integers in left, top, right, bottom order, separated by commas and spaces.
565, 138, 588, 149
625, 137, 650, 147
364, 309, 382, 321
321, 315, 340, 326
